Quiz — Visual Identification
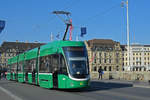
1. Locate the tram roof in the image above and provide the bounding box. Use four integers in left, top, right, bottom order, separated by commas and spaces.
8, 40, 85, 64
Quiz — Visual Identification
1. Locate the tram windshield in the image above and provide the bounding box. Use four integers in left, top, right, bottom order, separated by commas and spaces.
63, 46, 89, 78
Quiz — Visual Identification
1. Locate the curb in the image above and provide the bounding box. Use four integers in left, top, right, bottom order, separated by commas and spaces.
133, 85, 150, 88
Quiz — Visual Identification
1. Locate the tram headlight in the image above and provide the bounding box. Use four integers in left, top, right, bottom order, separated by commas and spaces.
80, 82, 83, 85
76, 71, 80, 74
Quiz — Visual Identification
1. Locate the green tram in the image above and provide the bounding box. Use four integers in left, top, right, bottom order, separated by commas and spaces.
6, 40, 90, 89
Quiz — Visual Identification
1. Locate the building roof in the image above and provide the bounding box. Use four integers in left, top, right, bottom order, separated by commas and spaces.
0, 41, 45, 53
144, 45, 150, 47
87, 39, 116, 47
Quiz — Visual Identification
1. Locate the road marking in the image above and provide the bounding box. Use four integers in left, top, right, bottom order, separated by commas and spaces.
0, 86, 23, 100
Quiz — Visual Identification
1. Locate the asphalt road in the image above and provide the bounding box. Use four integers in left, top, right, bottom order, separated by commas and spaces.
0, 79, 150, 100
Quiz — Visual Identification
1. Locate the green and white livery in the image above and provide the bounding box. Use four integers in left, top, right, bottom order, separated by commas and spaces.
7, 40, 90, 89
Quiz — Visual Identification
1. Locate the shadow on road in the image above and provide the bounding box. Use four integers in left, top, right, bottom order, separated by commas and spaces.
64, 81, 133, 92
0, 80, 133, 93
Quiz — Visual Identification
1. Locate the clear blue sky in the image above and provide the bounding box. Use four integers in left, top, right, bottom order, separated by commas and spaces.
0, 0, 150, 45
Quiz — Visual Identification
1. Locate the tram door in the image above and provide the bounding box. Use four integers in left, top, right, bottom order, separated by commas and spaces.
31, 60, 36, 84
11, 72, 13, 80
53, 70, 58, 88
52, 54, 59, 88
32, 69, 36, 84
25, 72, 28, 82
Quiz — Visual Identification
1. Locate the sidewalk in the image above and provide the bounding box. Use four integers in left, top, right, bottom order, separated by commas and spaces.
133, 80, 150, 88
92, 79, 150, 88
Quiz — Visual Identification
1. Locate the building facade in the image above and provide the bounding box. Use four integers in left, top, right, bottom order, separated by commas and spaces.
85, 39, 123, 74
122, 44, 150, 71
0, 41, 45, 69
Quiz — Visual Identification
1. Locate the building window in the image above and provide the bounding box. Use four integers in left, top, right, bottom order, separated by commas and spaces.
99, 53, 101, 57
116, 53, 119, 57
109, 59, 111, 63
94, 58, 96, 63
99, 59, 101, 63
136, 67, 138, 71
116, 66, 119, 71
122, 68, 125, 71
104, 53, 106, 58
104, 66, 107, 71
109, 66, 112, 71
104, 59, 107, 63
93, 66, 97, 72
139, 68, 142, 71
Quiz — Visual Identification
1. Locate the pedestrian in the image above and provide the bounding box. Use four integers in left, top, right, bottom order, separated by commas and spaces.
4, 71, 7, 79
2, 72, 5, 79
98, 67, 103, 80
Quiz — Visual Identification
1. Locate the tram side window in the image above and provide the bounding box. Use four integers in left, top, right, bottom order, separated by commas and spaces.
39, 56, 49, 73
11, 63, 17, 72
52, 54, 59, 72
24, 60, 31, 72
60, 55, 67, 74
31, 59, 36, 72
18, 61, 23, 72
48, 55, 52, 73
24, 59, 36, 72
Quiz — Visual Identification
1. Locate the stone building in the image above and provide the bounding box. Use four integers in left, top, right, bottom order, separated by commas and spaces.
121, 44, 150, 71
85, 39, 123, 74
0, 41, 45, 69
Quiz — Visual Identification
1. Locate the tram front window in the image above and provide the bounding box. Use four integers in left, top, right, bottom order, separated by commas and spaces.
63, 47, 89, 78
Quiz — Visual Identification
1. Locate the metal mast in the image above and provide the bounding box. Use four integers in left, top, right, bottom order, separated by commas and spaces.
126, 0, 130, 70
